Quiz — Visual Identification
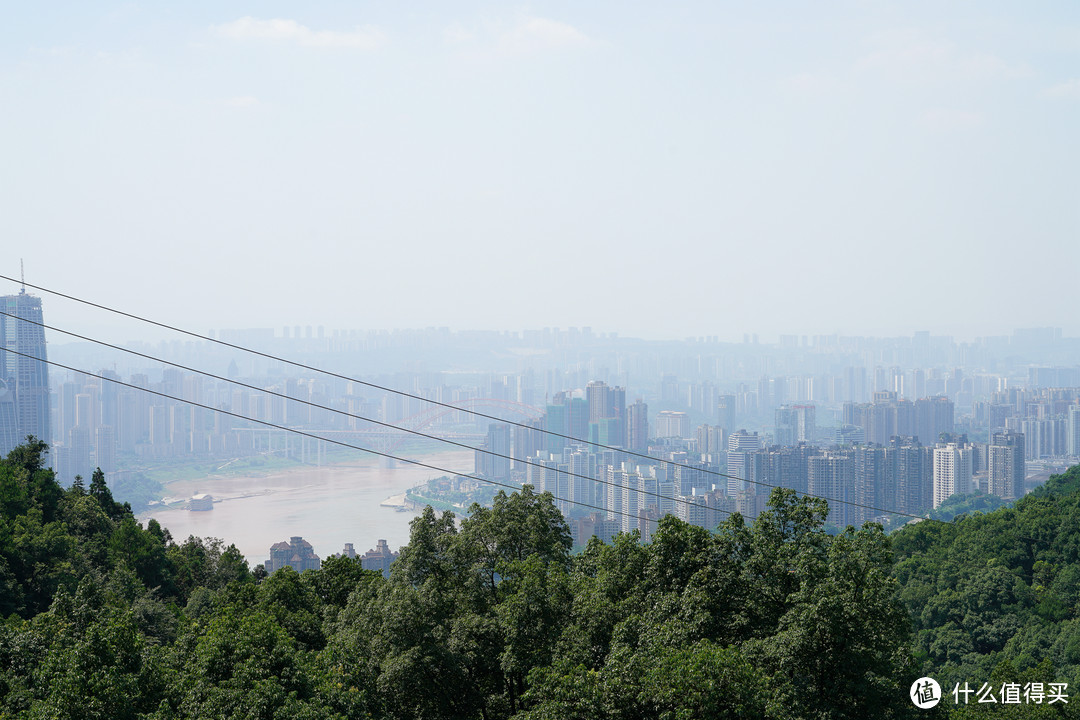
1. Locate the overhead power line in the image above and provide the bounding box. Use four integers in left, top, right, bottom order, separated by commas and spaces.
0, 275, 931, 522
2, 346, 667, 523
11, 349, 1049, 549
0, 310, 727, 519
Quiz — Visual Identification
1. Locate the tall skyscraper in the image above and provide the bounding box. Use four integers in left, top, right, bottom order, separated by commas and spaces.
586, 381, 613, 422
566, 449, 598, 509
0, 290, 50, 449
0, 379, 17, 456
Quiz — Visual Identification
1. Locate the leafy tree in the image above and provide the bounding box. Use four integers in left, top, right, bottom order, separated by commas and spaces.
257, 567, 325, 651
13, 577, 168, 719
748, 522, 913, 719
4, 436, 50, 475
497, 554, 571, 714
605, 640, 768, 720
166, 536, 250, 603
308, 553, 378, 610
163, 607, 326, 720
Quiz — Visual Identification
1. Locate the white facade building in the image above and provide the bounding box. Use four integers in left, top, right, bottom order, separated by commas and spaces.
933, 443, 972, 509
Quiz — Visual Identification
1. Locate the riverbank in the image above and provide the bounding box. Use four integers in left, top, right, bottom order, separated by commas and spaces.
139, 449, 474, 567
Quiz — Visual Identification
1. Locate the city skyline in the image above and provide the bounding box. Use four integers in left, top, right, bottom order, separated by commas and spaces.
9, 282, 1079, 565
34, 305, 1079, 512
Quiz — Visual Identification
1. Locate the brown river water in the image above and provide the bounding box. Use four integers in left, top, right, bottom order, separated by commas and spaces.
139, 450, 474, 567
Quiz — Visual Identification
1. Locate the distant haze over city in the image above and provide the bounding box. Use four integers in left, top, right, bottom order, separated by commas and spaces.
1, 2, 1077, 341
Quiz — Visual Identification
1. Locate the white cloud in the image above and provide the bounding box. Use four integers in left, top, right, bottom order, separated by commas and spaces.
444, 15, 590, 56
855, 29, 1027, 85
212, 17, 386, 50
223, 96, 260, 108
1045, 79, 1080, 98
917, 107, 984, 132
497, 16, 589, 54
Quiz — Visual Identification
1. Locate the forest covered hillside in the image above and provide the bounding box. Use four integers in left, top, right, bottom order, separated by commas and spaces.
1, 439, 1078, 718
893, 464, 1080, 717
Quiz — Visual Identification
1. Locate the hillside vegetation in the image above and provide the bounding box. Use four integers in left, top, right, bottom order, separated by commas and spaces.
2, 439, 1079, 718
893, 464, 1080, 717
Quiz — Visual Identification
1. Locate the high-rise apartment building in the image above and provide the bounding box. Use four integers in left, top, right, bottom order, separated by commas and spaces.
1011, 416, 1068, 459
914, 396, 954, 445
0, 290, 50, 449
774, 404, 816, 446
655, 410, 690, 439
625, 400, 649, 452
726, 430, 761, 496
853, 444, 886, 526
844, 393, 951, 447
886, 437, 933, 516
695, 424, 726, 458
1069, 406, 1080, 458
988, 430, 1025, 500
717, 395, 736, 432
545, 392, 588, 455
265, 536, 321, 573
512, 418, 544, 470
808, 450, 854, 527
565, 449, 598, 509
758, 443, 813, 496
529, 455, 570, 516
586, 381, 618, 422
673, 457, 712, 496
933, 443, 972, 508
475, 423, 511, 481
582, 381, 626, 448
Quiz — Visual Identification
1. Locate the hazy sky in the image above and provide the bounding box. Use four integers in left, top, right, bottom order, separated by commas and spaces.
2, 2, 1077, 344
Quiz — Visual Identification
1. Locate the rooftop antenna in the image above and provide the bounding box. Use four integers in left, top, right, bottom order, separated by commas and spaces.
20, 260, 25, 293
